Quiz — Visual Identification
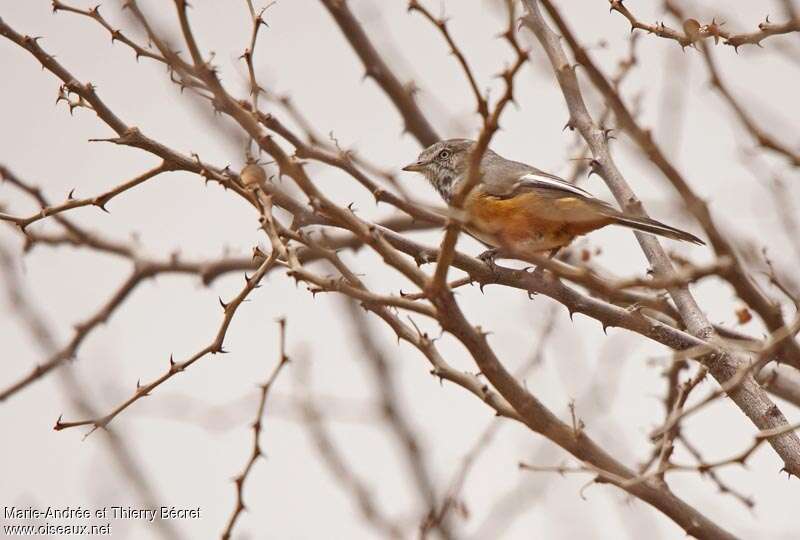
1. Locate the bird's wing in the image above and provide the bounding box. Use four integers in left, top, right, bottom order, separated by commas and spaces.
481, 168, 596, 200
478, 168, 622, 223
516, 172, 595, 198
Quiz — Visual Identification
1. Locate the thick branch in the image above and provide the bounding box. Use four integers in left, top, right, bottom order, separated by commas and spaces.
522, 0, 800, 478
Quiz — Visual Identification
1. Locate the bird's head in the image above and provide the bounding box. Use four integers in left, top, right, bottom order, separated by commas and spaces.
402, 139, 478, 202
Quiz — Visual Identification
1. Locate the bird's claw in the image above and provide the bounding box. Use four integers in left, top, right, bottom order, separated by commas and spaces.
478, 248, 500, 268
477, 248, 503, 286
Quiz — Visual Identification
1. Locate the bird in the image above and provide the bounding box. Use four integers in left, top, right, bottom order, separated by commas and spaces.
401, 139, 704, 262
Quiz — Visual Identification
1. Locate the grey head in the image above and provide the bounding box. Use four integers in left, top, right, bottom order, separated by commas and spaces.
402, 139, 494, 203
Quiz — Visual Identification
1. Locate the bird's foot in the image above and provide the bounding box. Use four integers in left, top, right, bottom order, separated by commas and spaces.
478, 248, 501, 268
477, 248, 503, 287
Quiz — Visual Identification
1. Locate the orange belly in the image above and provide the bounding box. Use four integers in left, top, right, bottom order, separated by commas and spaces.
464, 191, 611, 254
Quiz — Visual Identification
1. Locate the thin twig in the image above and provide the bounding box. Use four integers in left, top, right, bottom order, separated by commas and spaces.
221, 318, 290, 540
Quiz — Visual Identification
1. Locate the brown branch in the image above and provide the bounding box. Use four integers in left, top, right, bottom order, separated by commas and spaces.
724, 16, 800, 49
318, 0, 440, 146
700, 42, 800, 167
661, 421, 800, 478
276, 226, 521, 423
523, 420, 800, 490
240, 0, 275, 113
0, 243, 182, 540
1, 9, 788, 535
650, 364, 708, 484
51, 0, 168, 63
344, 300, 452, 539
651, 314, 800, 440
522, 253, 732, 296
221, 318, 290, 540
261, 90, 405, 196
609, 0, 696, 47
428, 0, 527, 295
0, 162, 172, 229
430, 311, 557, 530
538, 1, 800, 372
407, 0, 488, 119
53, 251, 277, 434
677, 434, 755, 509
609, 1, 800, 50
291, 263, 438, 317
252, 107, 445, 225
0, 18, 252, 206
165, 0, 436, 299
0, 269, 142, 403
430, 286, 736, 539
0, 19, 127, 133
522, 0, 800, 478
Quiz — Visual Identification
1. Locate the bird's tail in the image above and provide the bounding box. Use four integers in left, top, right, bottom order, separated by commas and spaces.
609, 213, 705, 245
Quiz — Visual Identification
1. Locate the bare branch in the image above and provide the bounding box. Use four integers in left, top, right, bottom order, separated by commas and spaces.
522, 0, 800, 479
700, 42, 800, 167
407, 0, 488, 119
609, 1, 800, 50
0, 162, 172, 229
318, 0, 440, 146
221, 318, 290, 540
53, 251, 278, 434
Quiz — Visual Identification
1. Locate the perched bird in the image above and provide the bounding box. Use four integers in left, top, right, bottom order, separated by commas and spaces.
402, 139, 703, 260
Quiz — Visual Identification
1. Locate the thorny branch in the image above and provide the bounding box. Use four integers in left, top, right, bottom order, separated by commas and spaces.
221, 318, 290, 540
428, 0, 528, 295
52, 251, 278, 434
1, 1, 799, 538
522, 0, 800, 480
522, 419, 800, 490
700, 42, 800, 167
608, 0, 800, 50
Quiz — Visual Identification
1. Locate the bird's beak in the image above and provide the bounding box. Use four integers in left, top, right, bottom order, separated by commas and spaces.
401, 161, 425, 172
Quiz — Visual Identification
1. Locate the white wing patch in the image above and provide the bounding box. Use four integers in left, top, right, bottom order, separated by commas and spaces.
516, 173, 595, 198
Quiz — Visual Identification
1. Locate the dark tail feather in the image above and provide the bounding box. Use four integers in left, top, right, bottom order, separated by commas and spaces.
610, 214, 705, 245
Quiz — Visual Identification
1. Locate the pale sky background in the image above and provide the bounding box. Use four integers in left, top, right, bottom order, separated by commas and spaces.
1, 0, 799, 538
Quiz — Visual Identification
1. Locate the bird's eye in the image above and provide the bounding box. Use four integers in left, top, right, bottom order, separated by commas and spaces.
437, 150, 450, 160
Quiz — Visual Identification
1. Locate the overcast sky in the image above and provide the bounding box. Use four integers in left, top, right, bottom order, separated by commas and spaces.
1, 1, 799, 538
